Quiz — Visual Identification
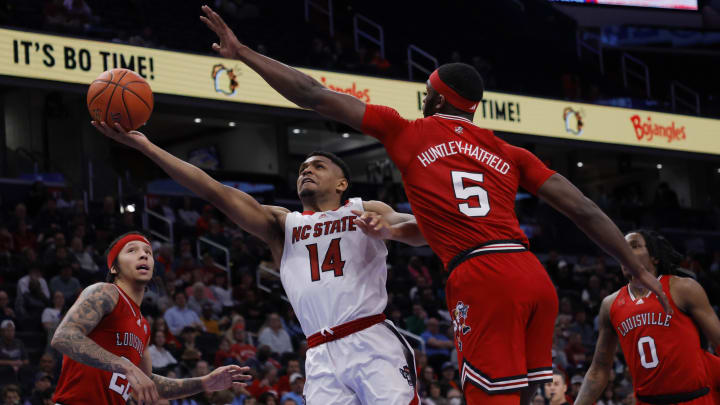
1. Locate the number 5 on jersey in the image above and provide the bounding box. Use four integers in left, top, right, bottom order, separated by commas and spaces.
306, 238, 345, 281
452, 171, 491, 217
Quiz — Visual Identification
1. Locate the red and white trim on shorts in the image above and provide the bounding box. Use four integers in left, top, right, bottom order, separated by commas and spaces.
461, 360, 552, 393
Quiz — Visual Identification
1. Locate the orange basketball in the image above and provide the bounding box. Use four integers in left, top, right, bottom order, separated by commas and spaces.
87, 68, 153, 131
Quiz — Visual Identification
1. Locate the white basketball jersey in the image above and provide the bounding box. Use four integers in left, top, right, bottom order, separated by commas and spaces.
280, 198, 389, 336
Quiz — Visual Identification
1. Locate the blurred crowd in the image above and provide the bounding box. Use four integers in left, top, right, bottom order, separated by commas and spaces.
0, 184, 716, 405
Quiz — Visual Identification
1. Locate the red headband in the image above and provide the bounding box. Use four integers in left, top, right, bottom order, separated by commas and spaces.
107, 234, 151, 270
429, 70, 479, 114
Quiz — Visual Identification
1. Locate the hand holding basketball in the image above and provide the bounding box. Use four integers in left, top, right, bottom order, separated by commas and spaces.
200, 5, 246, 58
92, 121, 150, 151
87, 68, 153, 131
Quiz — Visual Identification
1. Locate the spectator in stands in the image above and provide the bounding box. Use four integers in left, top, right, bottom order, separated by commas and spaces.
0, 292, 15, 325
279, 373, 304, 405
275, 357, 300, 396
439, 362, 459, 392
15, 279, 50, 329
164, 291, 206, 336
280, 307, 302, 345
11, 220, 35, 253
422, 318, 454, 371
424, 381, 446, 405
210, 274, 233, 311
187, 282, 220, 316
196, 205, 215, 236
545, 369, 570, 405
199, 303, 221, 335
247, 364, 279, 398
258, 313, 292, 356
40, 291, 65, 342
25, 372, 53, 405
178, 197, 201, 229
34, 200, 62, 237
405, 304, 427, 335
69, 236, 99, 282
94, 195, 120, 236
0, 384, 20, 405
0, 320, 28, 377
568, 374, 584, 402
564, 332, 588, 371
35, 352, 57, 384
407, 256, 431, 285
7, 204, 28, 233
419, 365, 437, 397
257, 391, 278, 404
206, 219, 229, 260
568, 309, 594, 348
48, 262, 81, 303
154, 317, 183, 354
148, 330, 178, 374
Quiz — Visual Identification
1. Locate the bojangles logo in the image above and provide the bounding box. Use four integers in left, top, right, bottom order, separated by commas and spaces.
631, 115, 686, 143
320, 76, 371, 103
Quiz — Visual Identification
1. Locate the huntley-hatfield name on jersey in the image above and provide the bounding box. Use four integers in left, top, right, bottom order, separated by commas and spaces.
291, 215, 358, 244
616, 312, 673, 337
115, 332, 145, 357
416, 140, 511, 174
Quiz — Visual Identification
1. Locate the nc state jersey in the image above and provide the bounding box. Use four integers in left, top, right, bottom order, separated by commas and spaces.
53, 284, 151, 405
362, 105, 555, 267
609, 276, 710, 397
280, 198, 388, 336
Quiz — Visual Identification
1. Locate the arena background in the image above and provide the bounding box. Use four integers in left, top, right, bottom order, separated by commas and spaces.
0, 1, 719, 404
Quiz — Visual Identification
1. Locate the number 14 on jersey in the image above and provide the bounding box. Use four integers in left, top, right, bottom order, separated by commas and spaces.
306, 238, 345, 282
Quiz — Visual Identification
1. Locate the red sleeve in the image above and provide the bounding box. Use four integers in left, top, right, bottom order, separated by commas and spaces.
361, 104, 414, 169
361, 104, 411, 144
505, 144, 555, 195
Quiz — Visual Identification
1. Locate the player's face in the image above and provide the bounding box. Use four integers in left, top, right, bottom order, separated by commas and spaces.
115, 240, 154, 284
622, 232, 657, 280
297, 156, 347, 202
422, 83, 442, 117
544, 374, 567, 404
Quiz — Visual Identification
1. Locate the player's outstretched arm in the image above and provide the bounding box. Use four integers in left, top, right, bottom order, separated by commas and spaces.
670, 277, 720, 350
51, 283, 160, 404
200, 6, 366, 131
537, 174, 671, 313
353, 201, 428, 247
575, 295, 618, 405
139, 349, 250, 400
93, 122, 286, 249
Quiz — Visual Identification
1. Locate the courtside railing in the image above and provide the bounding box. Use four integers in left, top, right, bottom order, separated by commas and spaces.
621, 52, 651, 99
671, 80, 700, 115
256, 262, 290, 303
407, 44, 437, 81
142, 196, 173, 244
304, 0, 334, 37
196, 236, 232, 284
354, 14, 385, 59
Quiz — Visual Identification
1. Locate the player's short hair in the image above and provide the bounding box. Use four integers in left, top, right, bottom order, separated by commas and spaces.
627, 229, 682, 275
436, 63, 485, 102
305, 151, 351, 202
104, 230, 151, 283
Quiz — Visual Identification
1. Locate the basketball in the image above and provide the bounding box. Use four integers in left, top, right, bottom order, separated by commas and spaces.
87, 68, 154, 131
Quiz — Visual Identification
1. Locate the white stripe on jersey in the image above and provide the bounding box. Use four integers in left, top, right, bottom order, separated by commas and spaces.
280, 198, 389, 337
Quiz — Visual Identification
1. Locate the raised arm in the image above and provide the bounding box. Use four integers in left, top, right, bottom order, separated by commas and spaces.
670, 276, 720, 350
537, 174, 670, 313
354, 201, 427, 247
200, 6, 366, 130
93, 123, 286, 252
574, 294, 619, 405
51, 283, 159, 404
140, 347, 250, 400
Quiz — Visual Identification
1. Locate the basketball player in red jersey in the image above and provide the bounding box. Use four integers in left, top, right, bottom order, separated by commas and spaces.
199, 6, 669, 405
575, 230, 720, 405
51, 231, 250, 405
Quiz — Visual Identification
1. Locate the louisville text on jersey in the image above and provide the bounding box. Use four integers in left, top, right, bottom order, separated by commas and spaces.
416, 141, 511, 174
616, 312, 673, 337
115, 332, 145, 357
291, 215, 358, 244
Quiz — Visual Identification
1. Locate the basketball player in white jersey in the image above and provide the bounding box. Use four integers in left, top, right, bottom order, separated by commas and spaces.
94, 121, 425, 404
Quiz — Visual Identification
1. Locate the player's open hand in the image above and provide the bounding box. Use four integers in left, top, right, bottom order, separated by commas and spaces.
92, 121, 150, 151
201, 365, 252, 392
632, 267, 673, 314
200, 5, 245, 59
351, 210, 392, 240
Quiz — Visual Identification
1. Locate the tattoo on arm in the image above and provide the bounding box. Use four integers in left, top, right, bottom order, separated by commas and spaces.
151, 374, 204, 400
50, 283, 126, 373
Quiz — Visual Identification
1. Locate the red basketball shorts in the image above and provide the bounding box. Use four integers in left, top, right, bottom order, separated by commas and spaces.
445, 249, 558, 402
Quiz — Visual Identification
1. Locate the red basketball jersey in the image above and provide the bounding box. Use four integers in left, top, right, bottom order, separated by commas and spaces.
362, 105, 555, 267
609, 276, 711, 397
53, 284, 151, 405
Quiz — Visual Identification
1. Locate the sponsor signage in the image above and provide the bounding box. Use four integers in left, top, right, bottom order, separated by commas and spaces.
2, 28, 719, 155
